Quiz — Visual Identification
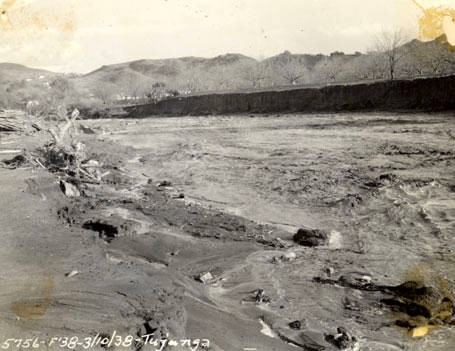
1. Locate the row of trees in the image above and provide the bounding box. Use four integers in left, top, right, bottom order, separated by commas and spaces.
166, 30, 455, 94
81, 30, 423, 104
1, 29, 454, 110
91, 77, 178, 105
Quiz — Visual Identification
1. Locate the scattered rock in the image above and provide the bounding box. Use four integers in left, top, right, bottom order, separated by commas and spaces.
273, 237, 291, 248
359, 275, 372, 284
79, 124, 96, 134
343, 297, 361, 311
254, 289, 271, 304
379, 173, 397, 183
59, 180, 80, 198
326, 267, 335, 277
271, 251, 298, 264
196, 272, 214, 284
82, 220, 119, 242
297, 332, 326, 351
293, 228, 328, 247
283, 251, 297, 261
157, 180, 172, 187
328, 230, 342, 250
363, 179, 382, 188
339, 273, 372, 287
65, 270, 79, 278
0, 122, 22, 132
289, 320, 303, 330
270, 256, 280, 264
1, 154, 27, 169
83, 159, 100, 168
325, 327, 358, 350
171, 192, 185, 199
31, 123, 41, 131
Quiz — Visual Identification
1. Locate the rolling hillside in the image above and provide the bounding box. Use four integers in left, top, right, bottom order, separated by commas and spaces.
0, 63, 58, 82
72, 54, 257, 94
0, 36, 454, 109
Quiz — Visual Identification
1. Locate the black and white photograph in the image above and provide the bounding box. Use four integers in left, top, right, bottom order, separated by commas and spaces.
1, 0, 455, 350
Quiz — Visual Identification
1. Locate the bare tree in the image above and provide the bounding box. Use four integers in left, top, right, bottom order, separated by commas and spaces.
278, 59, 307, 85
368, 53, 387, 80
146, 82, 166, 101
416, 43, 455, 76
178, 70, 202, 95
373, 28, 407, 80
313, 57, 344, 83
342, 54, 379, 81
214, 65, 238, 91
121, 75, 149, 100
398, 51, 425, 78
47, 107, 80, 148
241, 61, 269, 89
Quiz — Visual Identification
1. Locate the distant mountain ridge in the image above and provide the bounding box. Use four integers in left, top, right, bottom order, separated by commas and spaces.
0, 63, 57, 81
0, 36, 452, 81
1, 36, 454, 108
83, 53, 256, 77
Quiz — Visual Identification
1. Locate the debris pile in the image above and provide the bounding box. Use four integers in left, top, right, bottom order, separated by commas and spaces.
22, 107, 107, 194
0, 110, 30, 133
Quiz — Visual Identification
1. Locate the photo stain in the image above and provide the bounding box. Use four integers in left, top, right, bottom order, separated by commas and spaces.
389, 263, 454, 338
0, 0, 76, 67
0, 0, 75, 33
412, 0, 455, 45
0, 0, 15, 29
10, 276, 54, 320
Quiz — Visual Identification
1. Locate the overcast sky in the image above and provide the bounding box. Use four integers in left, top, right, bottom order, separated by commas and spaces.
0, 0, 454, 73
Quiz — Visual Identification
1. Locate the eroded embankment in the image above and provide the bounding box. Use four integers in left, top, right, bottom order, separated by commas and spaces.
124, 75, 455, 117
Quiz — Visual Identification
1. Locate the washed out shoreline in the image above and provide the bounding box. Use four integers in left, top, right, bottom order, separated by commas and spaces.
121, 75, 455, 118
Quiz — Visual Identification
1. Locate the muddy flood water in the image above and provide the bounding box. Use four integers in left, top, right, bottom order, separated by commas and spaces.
81, 113, 455, 350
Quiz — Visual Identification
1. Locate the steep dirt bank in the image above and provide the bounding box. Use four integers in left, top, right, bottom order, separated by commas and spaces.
124, 75, 455, 117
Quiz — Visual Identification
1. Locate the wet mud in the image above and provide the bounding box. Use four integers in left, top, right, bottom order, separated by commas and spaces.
1, 112, 455, 350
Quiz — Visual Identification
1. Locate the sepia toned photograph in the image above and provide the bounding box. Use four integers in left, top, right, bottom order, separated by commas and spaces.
1, 0, 455, 350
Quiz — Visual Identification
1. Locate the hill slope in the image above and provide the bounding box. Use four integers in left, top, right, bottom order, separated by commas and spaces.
1, 36, 455, 108
0, 63, 58, 82
73, 54, 257, 95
